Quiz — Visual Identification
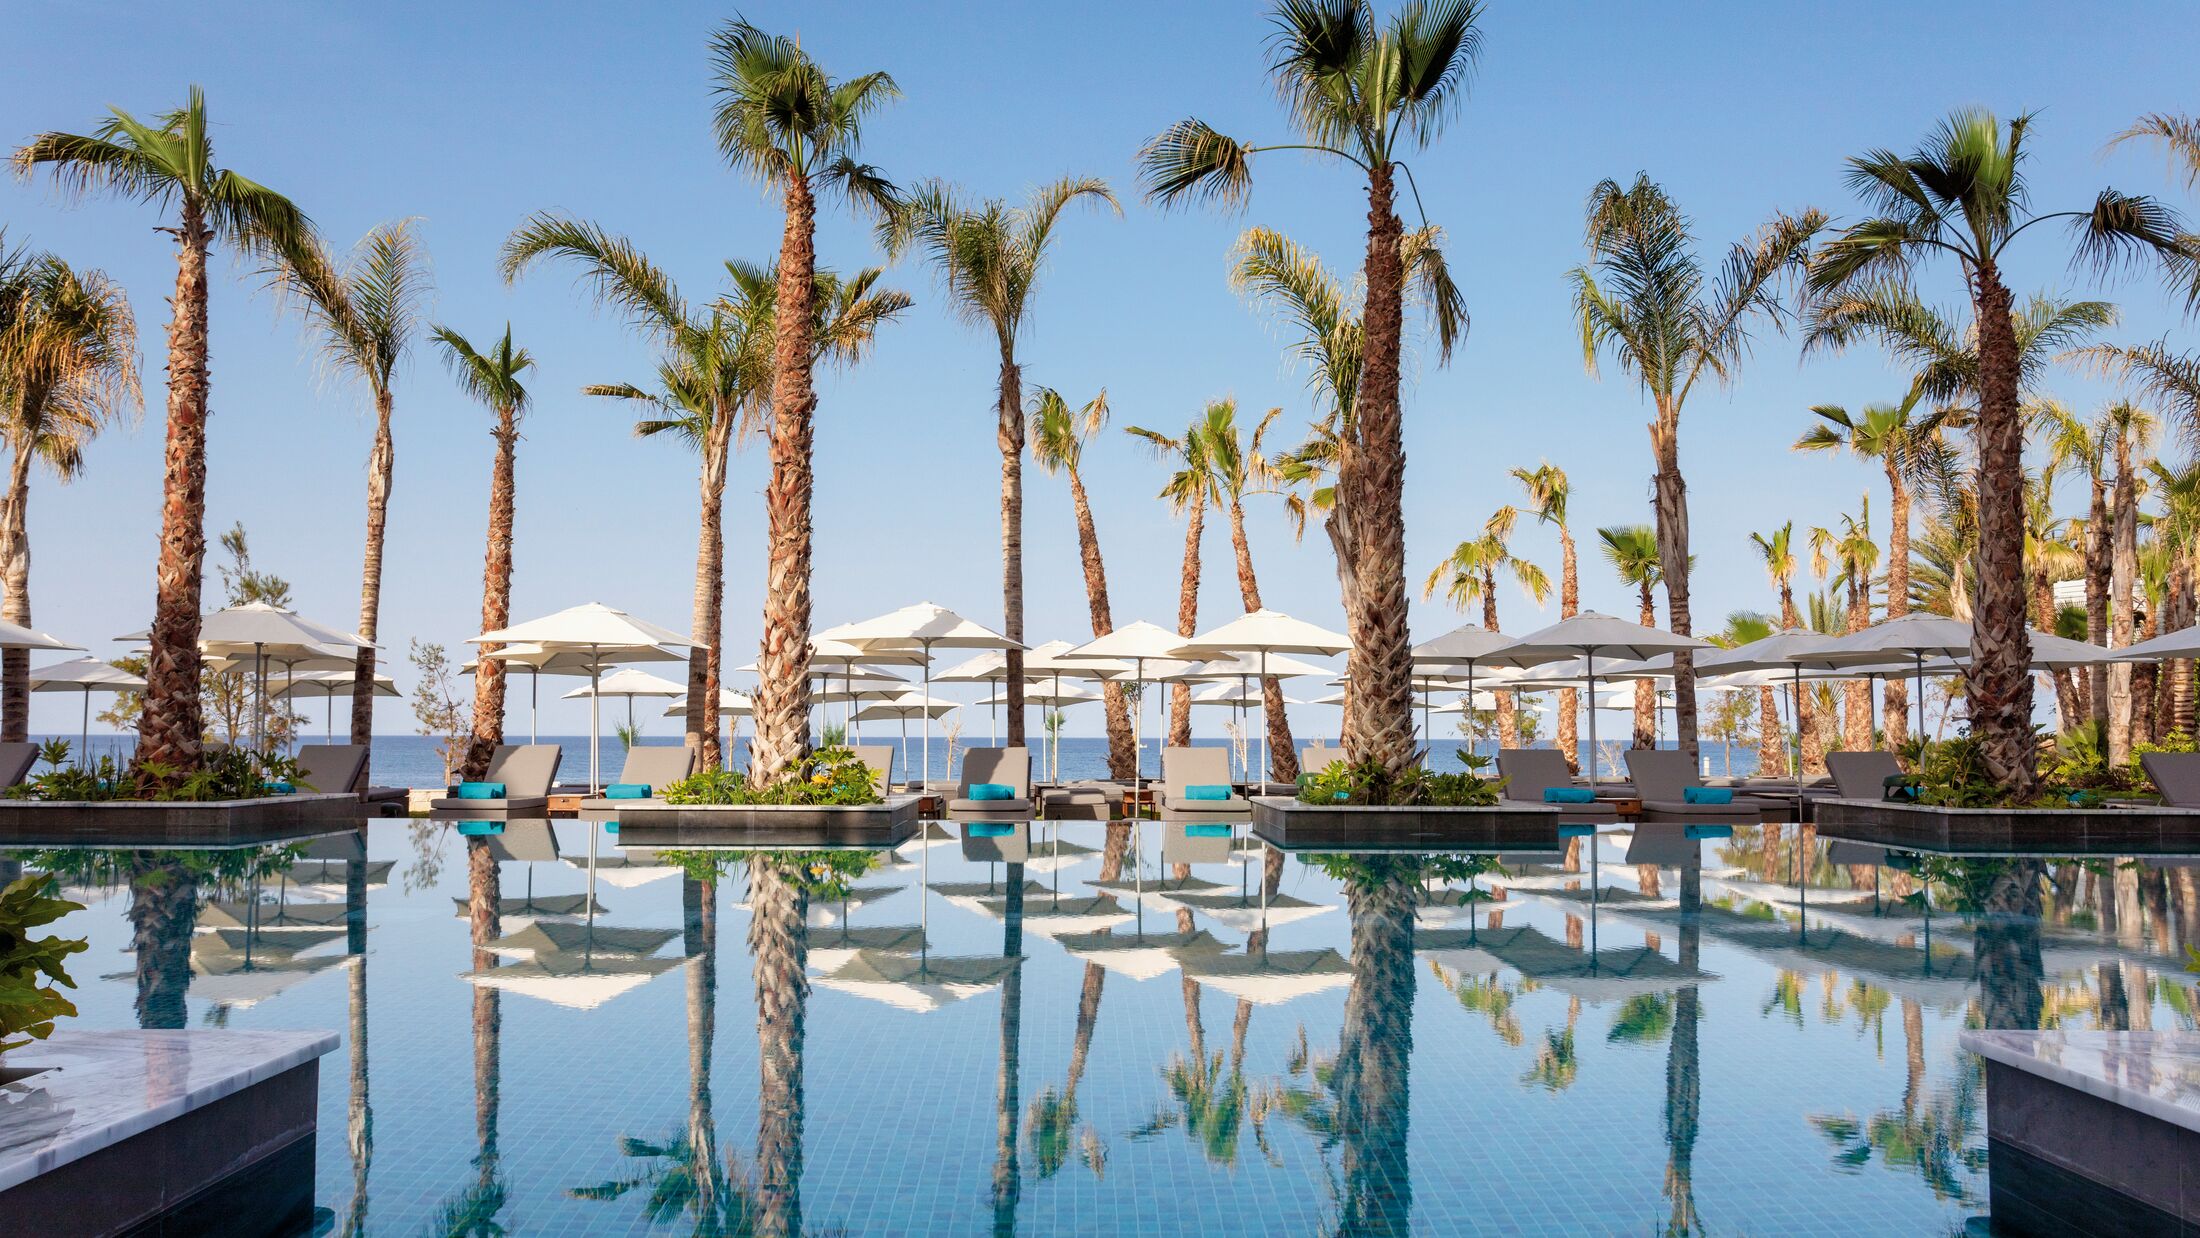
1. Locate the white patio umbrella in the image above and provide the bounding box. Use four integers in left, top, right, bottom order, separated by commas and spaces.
978, 679, 1098, 782
852, 690, 961, 786
122, 602, 370, 752
1811, 615, 1986, 747
1172, 609, 1350, 783
1692, 628, 1848, 787
2120, 622, 2200, 662
271, 668, 399, 743
822, 602, 1018, 791
1506, 612, 1710, 786
1060, 620, 1198, 798
28, 657, 142, 766
936, 650, 1011, 744
1021, 639, 1131, 759
470, 603, 694, 793
662, 687, 755, 718
1411, 624, 1566, 760
1171, 651, 1330, 780
561, 666, 687, 739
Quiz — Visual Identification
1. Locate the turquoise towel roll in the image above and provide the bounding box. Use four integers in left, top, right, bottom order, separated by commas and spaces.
1184, 784, 1232, 801
603, 783, 651, 800
1544, 787, 1596, 804
970, 783, 1017, 801
455, 782, 505, 800
1683, 787, 1733, 805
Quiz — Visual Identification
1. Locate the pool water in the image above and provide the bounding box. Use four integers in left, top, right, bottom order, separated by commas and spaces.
16, 821, 2197, 1235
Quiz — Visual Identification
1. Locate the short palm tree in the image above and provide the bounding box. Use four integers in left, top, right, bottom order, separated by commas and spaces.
1424, 507, 1550, 747
882, 177, 1119, 744
14, 87, 308, 782
270, 220, 430, 757
1143, 0, 1482, 780
432, 326, 533, 782
0, 251, 139, 740
1714, 611, 1782, 779
1597, 524, 1665, 748
1030, 386, 1136, 779
1809, 108, 2198, 795
1204, 399, 1301, 780
1809, 500, 1880, 753
1511, 462, 1579, 769
1126, 410, 1223, 746
710, 18, 899, 786
1750, 521, 1822, 774
1572, 174, 1825, 765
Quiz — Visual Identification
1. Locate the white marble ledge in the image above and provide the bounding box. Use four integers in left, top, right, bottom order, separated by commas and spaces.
1963, 1029, 2200, 1134
0, 1028, 338, 1193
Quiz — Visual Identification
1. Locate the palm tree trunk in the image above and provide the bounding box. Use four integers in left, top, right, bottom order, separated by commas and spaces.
2036, 569, 2082, 728
1782, 585, 1824, 773
1968, 267, 2039, 795
1633, 583, 1656, 749
1227, 497, 1297, 781
1066, 463, 1135, 778
138, 199, 214, 781
749, 859, 808, 1238
461, 408, 519, 782
1844, 579, 1870, 753
1757, 686, 1784, 775
2086, 479, 2110, 724
999, 356, 1027, 748
1170, 503, 1203, 747
2109, 442, 2138, 763
0, 442, 35, 743
751, 174, 820, 787
350, 388, 394, 752
688, 407, 735, 770
1339, 164, 1416, 780
2133, 605, 2159, 749
1334, 864, 1415, 1236
1648, 398, 1699, 762
1557, 526, 1580, 772
1883, 468, 1911, 748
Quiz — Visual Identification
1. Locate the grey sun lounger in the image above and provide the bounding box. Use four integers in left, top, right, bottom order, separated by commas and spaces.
1040, 780, 1118, 821
1160, 746, 1252, 817
1826, 751, 1906, 801
0, 741, 39, 789
848, 745, 895, 797
1625, 749, 1791, 823
948, 747, 1034, 818
293, 743, 412, 814
430, 744, 563, 816
1497, 749, 1623, 824
1300, 745, 1342, 773
577, 743, 698, 812
2141, 751, 2200, 807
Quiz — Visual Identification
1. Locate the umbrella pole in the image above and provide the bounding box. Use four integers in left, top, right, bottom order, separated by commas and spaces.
1913, 652, 1925, 758
325, 692, 332, 745
922, 640, 934, 794
589, 647, 602, 794
80, 688, 90, 770
1792, 666, 1805, 806
531, 667, 539, 745
1259, 649, 1270, 785
1585, 649, 1598, 789
1467, 665, 1477, 767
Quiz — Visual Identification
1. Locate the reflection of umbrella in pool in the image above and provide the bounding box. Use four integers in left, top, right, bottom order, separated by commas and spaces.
447, 892, 606, 923
807, 924, 928, 974
282, 859, 393, 895
897, 821, 956, 853
467, 952, 691, 1010
479, 921, 680, 961
1085, 874, 1230, 913
1181, 947, 1351, 1004
562, 853, 677, 889
1173, 889, 1335, 933
813, 949, 1022, 1013
976, 892, 1131, 936
932, 879, 1051, 916
136, 926, 354, 1009
198, 899, 351, 933
1422, 923, 1714, 1003
735, 882, 901, 928
1055, 928, 1228, 981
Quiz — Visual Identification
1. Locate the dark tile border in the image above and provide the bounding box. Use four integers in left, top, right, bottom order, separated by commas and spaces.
1249, 796, 1564, 851
608, 794, 922, 849
1816, 797, 2200, 855
0, 794, 363, 848
1982, 1059, 2196, 1229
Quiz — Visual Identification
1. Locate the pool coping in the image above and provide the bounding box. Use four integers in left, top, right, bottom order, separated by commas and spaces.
1249, 795, 1564, 851
0, 792, 365, 847
1816, 797, 2200, 855
597, 792, 924, 848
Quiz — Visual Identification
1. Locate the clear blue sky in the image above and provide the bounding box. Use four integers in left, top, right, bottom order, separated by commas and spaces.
4, 0, 2195, 738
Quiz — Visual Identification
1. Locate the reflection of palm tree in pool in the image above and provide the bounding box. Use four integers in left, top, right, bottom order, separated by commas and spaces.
1332, 857, 1418, 1236
126, 854, 200, 1029
1522, 996, 1580, 1092
1662, 916, 1702, 1236
1810, 998, 1987, 1205
992, 863, 1025, 1237
1973, 863, 2046, 1030
421, 835, 508, 1236
341, 844, 374, 1237
1030, 826, 1135, 1178
750, 857, 810, 1238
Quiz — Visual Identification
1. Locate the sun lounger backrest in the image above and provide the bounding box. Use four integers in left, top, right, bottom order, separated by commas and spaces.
1497, 749, 1574, 802
616, 744, 696, 791
1623, 749, 1696, 802
2141, 751, 2200, 807
848, 745, 894, 793
1300, 745, 1342, 772
1163, 746, 1232, 802
1826, 751, 1904, 799
958, 747, 1030, 798
0, 741, 38, 788
485, 744, 562, 798
296, 744, 371, 795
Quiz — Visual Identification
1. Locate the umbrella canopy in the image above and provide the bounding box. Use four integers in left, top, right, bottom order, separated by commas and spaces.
1694, 627, 1847, 674
473, 604, 695, 791
934, 650, 1011, 683
1172, 608, 1350, 659
820, 602, 1019, 653
1180, 948, 1351, 1004
811, 636, 926, 668
979, 682, 1100, 708
2121, 622, 2200, 662
1060, 619, 1197, 667
466, 954, 691, 1010
117, 601, 369, 656
1167, 650, 1334, 681
1811, 613, 1976, 664
1054, 928, 1229, 981
1506, 612, 1709, 785
560, 667, 689, 699
1190, 681, 1306, 708
813, 950, 1021, 1012
1022, 638, 1131, 681
29, 657, 141, 691
662, 688, 755, 718
853, 690, 961, 722
270, 668, 398, 697
0, 619, 80, 652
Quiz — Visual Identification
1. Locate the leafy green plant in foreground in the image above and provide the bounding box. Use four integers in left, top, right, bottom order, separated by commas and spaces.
661, 746, 881, 808
1295, 752, 1504, 807
0, 874, 87, 1055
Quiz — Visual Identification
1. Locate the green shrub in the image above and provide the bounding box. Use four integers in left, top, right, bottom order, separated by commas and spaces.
661, 746, 880, 807
0, 874, 87, 1055
1295, 754, 1503, 807
6, 742, 309, 803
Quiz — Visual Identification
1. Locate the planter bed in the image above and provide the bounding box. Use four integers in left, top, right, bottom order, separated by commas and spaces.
1250, 795, 1564, 852
1815, 796, 2200, 856
601, 793, 923, 849
0, 1028, 337, 1237
0, 791, 364, 848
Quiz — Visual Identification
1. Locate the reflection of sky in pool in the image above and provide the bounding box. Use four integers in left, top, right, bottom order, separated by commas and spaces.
22, 820, 2197, 1234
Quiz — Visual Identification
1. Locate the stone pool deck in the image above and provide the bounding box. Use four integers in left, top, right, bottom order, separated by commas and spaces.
0, 792, 365, 848
1817, 797, 2200, 855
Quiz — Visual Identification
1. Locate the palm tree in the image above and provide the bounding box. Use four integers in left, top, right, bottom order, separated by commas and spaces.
0, 251, 139, 740
1795, 390, 1953, 748
432, 326, 533, 783
1809, 108, 2198, 793
2101, 402, 2157, 762
1127, 410, 1223, 746
1750, 522, 1822, 774
1143, 0, 1481, 780
1511, 463, 1580, 770
710, 19, 899, 786
14, 87, 308, 781
1030, 386, 1136, 778
1205, 399, 1301, 780
1714, 611, 1779, 778
270, 221, 429, 758
1424, 507, 1550, 748
882, 177, 1118, 746
1597, 524, 1664, 749
1810, 500, 1880, 753
1571, 174, 1825, 765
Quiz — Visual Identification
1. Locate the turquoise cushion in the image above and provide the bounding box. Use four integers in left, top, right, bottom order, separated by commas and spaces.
262, 781, 294, 795
456, 782, 505, 800
1184, 784, 1231, 801
456, 821, 503, 836
1683, 787, 1733, 805
969, 782, 1017, 801
1544, 787, 1596, 804
603, 821, 620, 835
604, 783, 651, 800
969, 822, 1017, 837
1185, 823, 1232, 837
1557, 823, 1596, 838
1684, 824, 1733, 840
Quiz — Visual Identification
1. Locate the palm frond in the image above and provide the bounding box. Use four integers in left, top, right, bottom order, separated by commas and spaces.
1138, 120, 1255, 208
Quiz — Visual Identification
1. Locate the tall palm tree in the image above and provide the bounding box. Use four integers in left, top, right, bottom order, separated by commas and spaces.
270, 221, 429, 757
1572, 174, 1825, 765
1795, 390, 1953, 748
710, 19, 899, 786
1144, 0, 1482, 780
1424, 507, 1550, 748
1205, 399, 1301, 780
1715, 611, 1780, 779
1750, 522, 1823, 774
14, 87, 308, 781
1511, 463, 1580, 770
1810, 500, 1879, 753
0, 251, 139, 740
1127, 410, 1223, 746
1597, 524, 1664, 749
1030, 386, 1136, 778
883, 177, 1119, 746
433, 326, 533, 783
1809, 108, 2198, 794
2038, 399, 2113, 724
2101, 402, 2156, 762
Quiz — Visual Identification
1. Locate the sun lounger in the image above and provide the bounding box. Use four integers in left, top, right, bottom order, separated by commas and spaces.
1159, 746, 1252, 817
1040, 780, 1117, 821
1161, 819, 1235, 865
1300, 744, 1342, 773
1497, 749, 1623, 824
577, 743, 697, 812
1826, 751, 1906, 800
959, 819, 1031, 862
2141, 751, 2200, 807
1625, 749, 1791, 823
292, 742, 410, 814
947, 747, 1034, 818
848, 745, 895, 797
0, 741, 39, 789
430, 744, 562, 816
